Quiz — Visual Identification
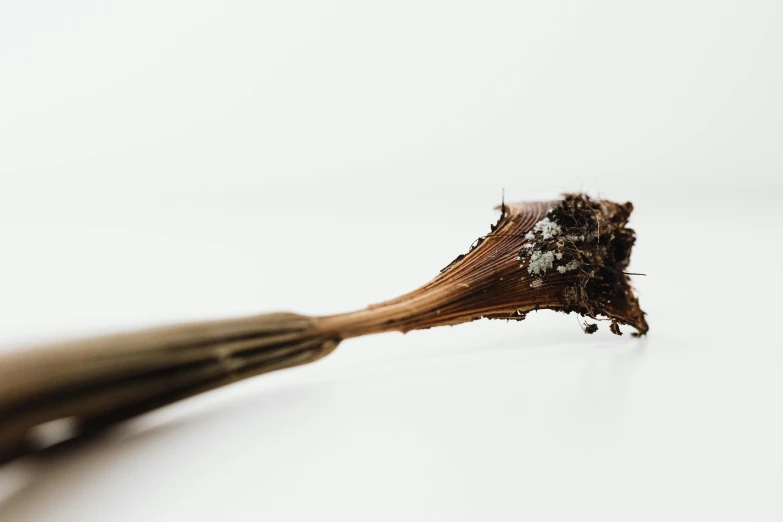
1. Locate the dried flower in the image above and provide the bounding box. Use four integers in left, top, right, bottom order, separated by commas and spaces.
0, 193, 646, 464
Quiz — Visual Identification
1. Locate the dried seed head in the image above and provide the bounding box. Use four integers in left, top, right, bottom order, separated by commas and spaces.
321, 193, 648, 337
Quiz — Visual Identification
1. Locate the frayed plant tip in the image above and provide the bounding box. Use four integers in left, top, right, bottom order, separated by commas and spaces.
0, 193, 647, 466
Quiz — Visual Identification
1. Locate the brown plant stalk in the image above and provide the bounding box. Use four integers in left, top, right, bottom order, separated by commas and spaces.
0, 194, 647, 464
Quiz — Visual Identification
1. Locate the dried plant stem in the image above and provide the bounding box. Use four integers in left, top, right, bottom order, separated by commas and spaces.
0, 194, 647, 465
0, 313, 337, 464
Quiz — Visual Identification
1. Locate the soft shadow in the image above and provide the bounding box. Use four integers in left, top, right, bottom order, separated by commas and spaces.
0, 331, 649, 521
0, 382, 326, 521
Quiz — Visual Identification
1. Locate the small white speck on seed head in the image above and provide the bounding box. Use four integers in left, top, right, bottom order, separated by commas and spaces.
555, 252, 563, 260
530, 278, 544, 288
533, 217, 561, 240
556, 260, 580, 274
527, 250, 555, 275
525, 232, 535, 240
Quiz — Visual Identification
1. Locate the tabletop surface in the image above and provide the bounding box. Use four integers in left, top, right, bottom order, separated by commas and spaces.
1, 1, 782, 520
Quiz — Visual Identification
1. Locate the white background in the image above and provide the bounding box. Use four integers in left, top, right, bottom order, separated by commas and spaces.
1, 1, 782, 520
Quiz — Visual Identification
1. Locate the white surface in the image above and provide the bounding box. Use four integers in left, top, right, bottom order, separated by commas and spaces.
1, 1, 782, 521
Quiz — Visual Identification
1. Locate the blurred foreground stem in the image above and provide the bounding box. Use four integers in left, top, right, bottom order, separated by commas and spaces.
0, 194, 647, 465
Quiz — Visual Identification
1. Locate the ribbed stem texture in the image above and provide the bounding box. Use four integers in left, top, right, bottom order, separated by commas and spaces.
0, 194, 646, 465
